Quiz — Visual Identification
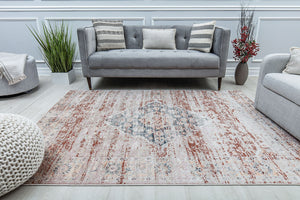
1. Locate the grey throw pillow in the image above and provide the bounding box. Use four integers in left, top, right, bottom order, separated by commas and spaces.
142, 29, 176, 49
188, 21, 216, 53
92, 20, 126, 51
283, 47, 300, 75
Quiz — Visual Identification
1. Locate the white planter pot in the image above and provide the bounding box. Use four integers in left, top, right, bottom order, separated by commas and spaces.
51, 69, 76, 85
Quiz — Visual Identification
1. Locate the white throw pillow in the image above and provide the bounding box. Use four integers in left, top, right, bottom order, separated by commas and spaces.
142, 29, 176, 49
188, 21, 216, 53
283, 47, 300, 75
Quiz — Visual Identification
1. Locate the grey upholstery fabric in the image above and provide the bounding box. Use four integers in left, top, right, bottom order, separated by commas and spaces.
123, 26, 144, 49
263, 73, 300, 106
254, 53, 290, 106
211, 27, 231, 77
123, 25, 192, 50
88, 68, 220, 78
0, 56, 39, 96
255, 53, 300, 140
88, 49, 219, 69
77, 27, 97, 77
77, 25, 231, 79
255, 83, 300, 140
172, 25, 192, 50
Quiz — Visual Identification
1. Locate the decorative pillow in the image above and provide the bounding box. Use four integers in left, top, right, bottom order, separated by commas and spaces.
142, 29, 176, 49
188, 21, 216, 53
283, 47, 300, 75
92, 20, 126, 51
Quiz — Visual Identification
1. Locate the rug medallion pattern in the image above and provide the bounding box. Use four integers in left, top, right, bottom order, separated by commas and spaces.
107, 101, 206, 147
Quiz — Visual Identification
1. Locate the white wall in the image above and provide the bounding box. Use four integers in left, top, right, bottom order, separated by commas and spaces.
1, 1, 300, 76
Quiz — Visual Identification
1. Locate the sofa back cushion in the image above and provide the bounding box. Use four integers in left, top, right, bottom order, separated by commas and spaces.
123, 25, 192, 50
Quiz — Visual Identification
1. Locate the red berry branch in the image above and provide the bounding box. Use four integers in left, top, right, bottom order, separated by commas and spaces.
232, 4, 260, 63
232, 26, 260, 63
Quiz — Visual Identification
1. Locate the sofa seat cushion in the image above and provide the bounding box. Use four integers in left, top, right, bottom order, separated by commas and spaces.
263, 73, 300, 106
88, 49, 219, 69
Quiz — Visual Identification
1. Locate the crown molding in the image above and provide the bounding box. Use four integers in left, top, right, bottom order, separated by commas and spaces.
1, 5, 300, 12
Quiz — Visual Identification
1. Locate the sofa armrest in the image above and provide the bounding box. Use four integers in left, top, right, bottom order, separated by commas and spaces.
211, 26, 231, 77
254, 53, 290, 107
77, 27, 96, 77
257, 53, 290, 86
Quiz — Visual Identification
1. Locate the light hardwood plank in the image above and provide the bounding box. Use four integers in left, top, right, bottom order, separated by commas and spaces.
2, 75, 299, 200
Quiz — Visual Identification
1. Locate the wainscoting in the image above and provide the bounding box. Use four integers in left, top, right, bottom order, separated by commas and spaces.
1, 1, 300, 76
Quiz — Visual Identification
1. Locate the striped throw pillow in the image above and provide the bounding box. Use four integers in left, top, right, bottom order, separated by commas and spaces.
92, 20, 126, 51
188, 21, 216, 53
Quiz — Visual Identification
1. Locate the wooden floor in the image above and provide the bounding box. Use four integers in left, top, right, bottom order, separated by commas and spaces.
0, 76, 299, 200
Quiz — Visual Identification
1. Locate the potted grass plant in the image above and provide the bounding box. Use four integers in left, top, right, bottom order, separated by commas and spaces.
28, 22, 76, 84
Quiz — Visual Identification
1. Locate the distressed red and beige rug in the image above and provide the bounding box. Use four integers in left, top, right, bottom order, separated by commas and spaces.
26, 90, 300, 185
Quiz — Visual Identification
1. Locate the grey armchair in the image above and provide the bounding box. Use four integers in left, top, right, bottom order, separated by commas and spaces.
255, 53, 300, 140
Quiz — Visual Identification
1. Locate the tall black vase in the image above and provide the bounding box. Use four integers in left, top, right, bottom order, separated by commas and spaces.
235, 62, 248, 85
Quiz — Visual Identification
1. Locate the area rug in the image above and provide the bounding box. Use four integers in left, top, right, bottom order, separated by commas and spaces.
26, 90, 300, 185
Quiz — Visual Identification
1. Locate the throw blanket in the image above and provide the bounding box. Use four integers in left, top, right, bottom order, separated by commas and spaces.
0, 52, 27, 85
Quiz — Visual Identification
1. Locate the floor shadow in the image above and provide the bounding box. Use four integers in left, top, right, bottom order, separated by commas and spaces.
91, 77, 218, 90
0, 86, 40, 100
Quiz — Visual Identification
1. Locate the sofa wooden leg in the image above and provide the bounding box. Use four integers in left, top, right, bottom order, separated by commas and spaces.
87, 77, 92, 90
218, 77, 222, 91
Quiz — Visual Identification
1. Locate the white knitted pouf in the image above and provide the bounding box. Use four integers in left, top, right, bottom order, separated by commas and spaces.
0, 114, 44, 197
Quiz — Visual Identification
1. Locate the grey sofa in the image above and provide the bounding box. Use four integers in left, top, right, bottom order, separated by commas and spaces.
0, 56, 39, 96
77, 25, 231, 90
255, 53, 300, 140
